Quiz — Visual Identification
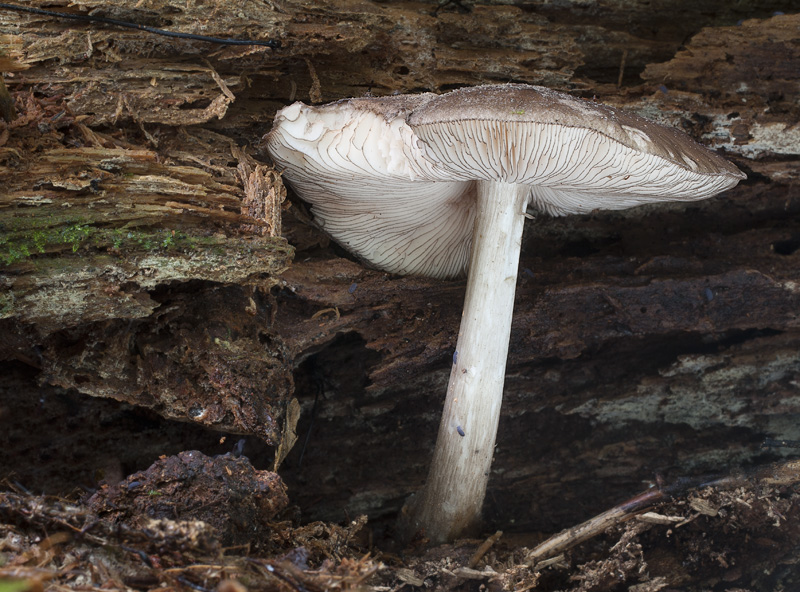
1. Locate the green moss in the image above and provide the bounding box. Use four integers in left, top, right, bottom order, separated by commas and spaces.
1, 220, 203, 266
1, 216, 95, 264
31, 230, 48, 254
61, 223, 93, 251
107, 228, 198, 253
0, 241, 31, 265
0, 579, 33, 592
1, 207, 293, 271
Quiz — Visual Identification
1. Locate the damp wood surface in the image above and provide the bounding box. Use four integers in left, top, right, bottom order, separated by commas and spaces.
2, 1, 800, 590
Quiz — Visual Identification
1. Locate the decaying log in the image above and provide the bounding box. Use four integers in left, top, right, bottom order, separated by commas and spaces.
1, 65, 293, 440
2, 4, 800, 586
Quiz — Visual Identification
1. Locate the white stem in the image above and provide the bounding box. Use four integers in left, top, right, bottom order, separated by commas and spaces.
400, 180, 530, 544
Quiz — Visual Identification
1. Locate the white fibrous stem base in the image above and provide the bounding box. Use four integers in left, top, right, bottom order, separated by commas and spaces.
400, 180, 530, 545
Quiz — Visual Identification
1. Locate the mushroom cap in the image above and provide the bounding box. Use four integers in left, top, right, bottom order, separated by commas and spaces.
266, 84, 745, 279
407, 84, 746, 216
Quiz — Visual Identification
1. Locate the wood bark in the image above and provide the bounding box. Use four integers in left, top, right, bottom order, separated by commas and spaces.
2, 1, 800, 586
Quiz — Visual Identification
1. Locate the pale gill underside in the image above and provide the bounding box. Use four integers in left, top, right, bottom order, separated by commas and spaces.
266, 91, 743, 278
266, 101, 477, 279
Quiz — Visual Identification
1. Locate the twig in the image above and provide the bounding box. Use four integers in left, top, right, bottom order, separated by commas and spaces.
468, 530, 502, 568
176, 575, 214, 592
525, 487, 665, 566
763, 437, 800, 449
247, 559, 318, 592
310, 307, 340, 321
203, 59, 236, 101
0, 3, 280, 48
525, 458, 800, 566
617, 48, 628, 88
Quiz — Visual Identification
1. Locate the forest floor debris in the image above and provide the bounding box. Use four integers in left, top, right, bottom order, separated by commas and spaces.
2, 452, 799, 591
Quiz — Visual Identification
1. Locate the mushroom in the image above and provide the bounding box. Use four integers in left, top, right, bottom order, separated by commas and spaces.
265, 84, 745, 545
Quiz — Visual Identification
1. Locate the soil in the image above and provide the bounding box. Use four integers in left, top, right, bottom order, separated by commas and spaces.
2, 449, 799, 591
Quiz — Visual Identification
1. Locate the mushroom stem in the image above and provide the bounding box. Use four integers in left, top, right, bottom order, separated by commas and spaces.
401, 180, 530, 544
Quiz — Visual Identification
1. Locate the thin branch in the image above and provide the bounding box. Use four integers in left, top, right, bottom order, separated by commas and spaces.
525, 458, 800, 566
0, 2, 281, 48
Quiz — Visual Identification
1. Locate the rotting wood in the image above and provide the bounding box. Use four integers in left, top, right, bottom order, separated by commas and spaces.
1, 3, 800, 589
1, 40, 292, 439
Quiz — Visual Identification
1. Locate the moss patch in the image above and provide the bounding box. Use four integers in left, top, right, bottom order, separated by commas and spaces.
0, 217, 215, 266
